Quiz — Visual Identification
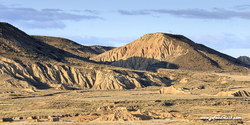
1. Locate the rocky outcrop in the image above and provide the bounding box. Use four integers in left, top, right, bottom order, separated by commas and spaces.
0, 56, 95, 89
216, 91, 234, 97
159, 86, 189, 94
91, 33, 248, 71
238, 56, 250, 65
91, 33, 190, 62
92, 70, 143, 90
233, 90, 250, 97
95, 107, 140, 121
216, 90, 250, 97
91, 33, 188, 70
0, 56, 170, 90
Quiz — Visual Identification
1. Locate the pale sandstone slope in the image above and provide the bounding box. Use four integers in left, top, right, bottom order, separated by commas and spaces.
0, 23, 172, 90
91, 33, 188, 70
91, 33, 248, 71
0, 56, 170, 90
216, 90, 250, 97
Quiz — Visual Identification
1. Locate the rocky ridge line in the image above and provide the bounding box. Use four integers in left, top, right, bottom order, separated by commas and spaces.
0, 56, 170, 90
91, 33, 248, 71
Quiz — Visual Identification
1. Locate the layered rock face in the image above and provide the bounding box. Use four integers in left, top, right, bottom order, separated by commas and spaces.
91, 33, 247, 71
0, 22, 248, 90
91, 33, 188, 70
0, 23, 172, 90
0, 56, 170, 90
238, 56, 250, 65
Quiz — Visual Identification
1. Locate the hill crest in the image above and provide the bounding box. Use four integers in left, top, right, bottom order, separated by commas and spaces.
0, 22, 113, 62
91, 32, 248, 71
0, 22, 69, 61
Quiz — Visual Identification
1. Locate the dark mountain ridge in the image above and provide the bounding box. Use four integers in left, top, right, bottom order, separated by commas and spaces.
238, 56, 250, 65
0, 22, 74, 62
32, 35, 114, 59
0, 22, 113, 63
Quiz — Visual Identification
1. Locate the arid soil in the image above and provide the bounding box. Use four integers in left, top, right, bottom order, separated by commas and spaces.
0, 70, 250, 125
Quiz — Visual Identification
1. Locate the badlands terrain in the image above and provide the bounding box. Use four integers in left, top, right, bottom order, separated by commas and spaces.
0, 22, 250, 124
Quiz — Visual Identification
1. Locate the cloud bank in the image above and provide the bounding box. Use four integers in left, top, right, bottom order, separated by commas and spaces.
117, 7, 250, 20
0, 5, 103, 29
234, 5, 250, 10
117, 10, 150, 15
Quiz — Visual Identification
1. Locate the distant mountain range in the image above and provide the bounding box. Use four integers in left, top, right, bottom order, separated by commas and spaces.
238, 56, 250, 65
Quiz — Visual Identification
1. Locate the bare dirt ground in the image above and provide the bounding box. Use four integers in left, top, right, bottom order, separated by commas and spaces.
213, 73, 250, 81
0, 71, 250, 125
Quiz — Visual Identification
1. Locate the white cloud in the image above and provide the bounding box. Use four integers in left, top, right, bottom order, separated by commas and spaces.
117, 10, 150, 15
84, 10, 100, 14
117, 7, 250, 20
41, 9, 63, 12
234, 5, 250, 10
0, 4, 103, 29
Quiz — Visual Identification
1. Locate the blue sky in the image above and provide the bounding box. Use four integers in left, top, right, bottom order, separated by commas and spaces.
0, 0, 250, 58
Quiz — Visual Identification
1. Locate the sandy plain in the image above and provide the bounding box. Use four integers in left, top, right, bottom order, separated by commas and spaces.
0, 71, 250, 125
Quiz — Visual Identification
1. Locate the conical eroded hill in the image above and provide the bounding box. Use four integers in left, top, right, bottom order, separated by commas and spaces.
91, 33, 248, 71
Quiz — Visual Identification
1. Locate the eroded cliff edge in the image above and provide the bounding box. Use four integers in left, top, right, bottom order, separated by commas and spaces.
0, 56, 170, 90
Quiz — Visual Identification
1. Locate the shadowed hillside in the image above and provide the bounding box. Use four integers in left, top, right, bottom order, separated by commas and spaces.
0, 22, 115, 68
91, 33, 249, 72
0, 23, 171, 90
0, 22, 85, 62
32, 35, 114, 58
